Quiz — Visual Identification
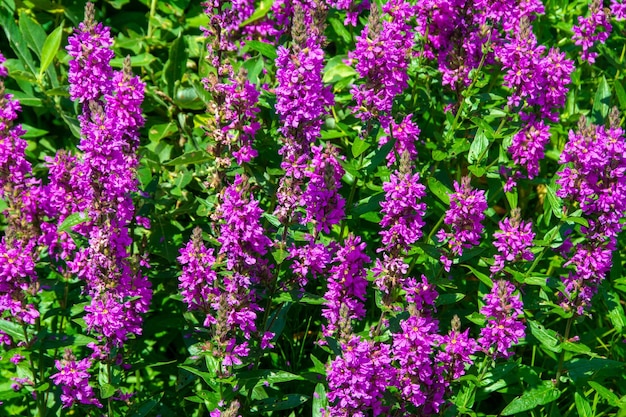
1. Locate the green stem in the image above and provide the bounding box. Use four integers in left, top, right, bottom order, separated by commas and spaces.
549, 316, 574, 416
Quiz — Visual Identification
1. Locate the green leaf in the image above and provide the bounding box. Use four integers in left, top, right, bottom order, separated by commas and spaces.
528, 319, 561, 353
39, 22, 64, 77
179, 365, 218, 389
312, 384, 328, 417
467, 128, 489, 164
463, 264, 492, 288
0, 319, 26, 342
240, 0, 274, 26
574, 391, 593, 417
58, 211, 90, 233
545, 183, 563, 219
237, 370, 304, 387
352, 137, 370, 158
592, 75, 611, 124
615, 80, 626, 112
501, 380, 561, 415
0, 5, 37, 74
427, 177, 451, 205
100, 383, 117, 399
243, 40, 277, 60
432, 149, 448, 161
19, 12, 46, 57
148, 122, 179, 142
329, 17, 351, 43
165, 150, 212, 166
252, 394, 309, 413
600, 287, 626, 333
323, 62, 357, 84
163, 35, 188, 97
588, 381, 621, 407
567, 358, 626, 383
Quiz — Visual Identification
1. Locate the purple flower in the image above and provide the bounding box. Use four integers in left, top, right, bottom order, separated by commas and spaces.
496, 20, 574, 122
178, 228, 219, 317
301, 145, 346, 234
275, 36, 334, 145
478, 280, 525, 358
65, 3, 114, 103
612, 0, 626, 20
322, 235, 370, 339
508, 119, 551, 179
491, 208, 535, 274
557, 115, 626, 240
561, 242, 613, 315
379, 170, 426, 250
217, 175, 271, 271
378, 115, 420, 165
51, 350, 101, 408
437, 177, 487, 271
0, 52, 7, 77
437, 321, 477, 380
350, 0, 415, 121
326, 336, 395, 417
573, 0, 611, 64
392, 314, 445, 414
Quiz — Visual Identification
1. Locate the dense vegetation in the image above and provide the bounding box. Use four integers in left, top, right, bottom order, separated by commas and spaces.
1, 0, 626, 415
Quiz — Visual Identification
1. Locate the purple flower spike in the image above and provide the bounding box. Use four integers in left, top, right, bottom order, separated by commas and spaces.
478, 280, 525, 358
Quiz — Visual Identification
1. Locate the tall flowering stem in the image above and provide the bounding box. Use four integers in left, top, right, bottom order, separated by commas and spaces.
555, 112, 626, 314
47, 3, 152, 408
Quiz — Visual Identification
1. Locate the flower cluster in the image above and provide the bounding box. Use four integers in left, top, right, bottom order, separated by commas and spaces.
65, 5, 114, 103
322, 235, 370, 340
350, 0, 415, 122
326, 336, 396, 417
50, 350, 101, 408
491, 208, 535, 274
301, 145, 346, 234
379, 170, 426, 250
275, 27, 333, 147
437, 319, 477, 381
392, 275, 454, 414
437, 177, 487, 271
496, 19, 574, 123
556, 113, 626, 314
478, 280, 525, 358
573, 0, 612, 64
378, 114, 420, 165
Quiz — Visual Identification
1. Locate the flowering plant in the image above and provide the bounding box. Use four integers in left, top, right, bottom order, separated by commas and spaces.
1, 0, 626, 416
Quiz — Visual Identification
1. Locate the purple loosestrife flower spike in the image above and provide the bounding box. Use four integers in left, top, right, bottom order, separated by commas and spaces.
573, 0, 612, 64
65, 2, 114, 103
217, 174, 272, 271
379, 169, 426, 251
496, 19, 574, 123
275, 18, 334, 147
326, 336, 396, 417
0, 51, 41, 328
322, 235, 370, 340
350, 0, 415, 121
508, 119, 551, 179
302, 145, 346, 234
378, 115, 420, 165
478, 280, 525, 358
437, 177, 487, 271
51, 350, 102, 408
491, 208, 535, 274
437, 316, 477, 381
